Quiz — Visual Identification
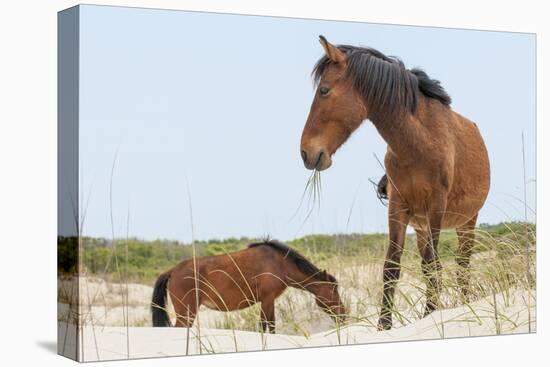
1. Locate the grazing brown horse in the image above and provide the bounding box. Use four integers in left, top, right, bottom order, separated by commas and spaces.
151, 240, 346, 333
300, 36, 490, 330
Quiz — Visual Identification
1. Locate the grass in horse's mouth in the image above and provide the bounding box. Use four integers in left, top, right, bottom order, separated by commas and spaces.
290, 169, 322, 226
306, 169, 322, 210
301, 169, 322, 224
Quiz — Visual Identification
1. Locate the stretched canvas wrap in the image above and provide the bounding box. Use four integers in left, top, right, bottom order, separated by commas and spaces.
58, 4, 537, 362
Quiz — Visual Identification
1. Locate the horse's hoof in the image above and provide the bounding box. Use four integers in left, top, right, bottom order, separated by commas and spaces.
377, 317, 392, 331
423, 306, 435, 318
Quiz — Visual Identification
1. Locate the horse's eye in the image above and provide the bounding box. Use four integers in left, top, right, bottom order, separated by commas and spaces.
319, 86, 330, 96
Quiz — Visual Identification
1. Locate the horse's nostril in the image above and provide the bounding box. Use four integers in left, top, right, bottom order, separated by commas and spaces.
315, 151, 324, 168
301, 150, 308, 163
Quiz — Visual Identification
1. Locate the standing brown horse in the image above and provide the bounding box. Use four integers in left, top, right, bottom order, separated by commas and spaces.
300, 36, 490, 330
151, 240, 346, 333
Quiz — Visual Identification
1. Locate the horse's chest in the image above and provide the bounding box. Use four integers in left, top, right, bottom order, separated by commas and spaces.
386, 153, 451, 200
388, 170, 432, 203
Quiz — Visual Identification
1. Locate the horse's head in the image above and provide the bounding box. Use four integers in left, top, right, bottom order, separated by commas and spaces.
300, 36, 367, 171
315, 270, 347, 324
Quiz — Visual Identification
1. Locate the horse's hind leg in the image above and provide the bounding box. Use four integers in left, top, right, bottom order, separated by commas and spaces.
415, 228, 441, 318
456, 215, 477, 301
174, 303, 197, 328
260, 299, 276, 334
417, 197, 446, 318
171, 289, 199, 327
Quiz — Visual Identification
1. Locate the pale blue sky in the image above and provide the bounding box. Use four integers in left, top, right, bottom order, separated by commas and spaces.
78, 5, 536, 242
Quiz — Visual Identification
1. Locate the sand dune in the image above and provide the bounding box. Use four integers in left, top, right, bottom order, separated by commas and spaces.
59, 289, 535, 362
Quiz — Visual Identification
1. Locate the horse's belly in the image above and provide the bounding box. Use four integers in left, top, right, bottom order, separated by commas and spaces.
442, 198, 484, 228
409, 188, 488, 230
202, 294, 257, 312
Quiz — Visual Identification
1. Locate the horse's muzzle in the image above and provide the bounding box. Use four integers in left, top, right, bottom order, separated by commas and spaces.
301, 149, 331, 170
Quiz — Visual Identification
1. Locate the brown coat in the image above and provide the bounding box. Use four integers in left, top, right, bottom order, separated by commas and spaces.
300, 36, 490, 330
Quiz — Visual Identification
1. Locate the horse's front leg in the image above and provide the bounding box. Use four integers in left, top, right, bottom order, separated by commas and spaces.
421, 195, 447, 317
378, 200, 411, 331
260, 298, 276, 334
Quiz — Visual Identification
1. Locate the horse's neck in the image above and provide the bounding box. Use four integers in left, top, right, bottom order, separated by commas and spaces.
370, 97, 441, 159
286, 269, 321, 295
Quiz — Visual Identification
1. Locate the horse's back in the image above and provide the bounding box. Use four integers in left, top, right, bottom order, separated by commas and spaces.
169, 246, 287, 311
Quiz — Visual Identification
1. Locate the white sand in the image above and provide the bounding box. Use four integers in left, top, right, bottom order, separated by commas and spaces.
59, 289, 535, 362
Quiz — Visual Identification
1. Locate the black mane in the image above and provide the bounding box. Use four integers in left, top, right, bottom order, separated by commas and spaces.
313, 44, 451, 119
248, 240, 336, 283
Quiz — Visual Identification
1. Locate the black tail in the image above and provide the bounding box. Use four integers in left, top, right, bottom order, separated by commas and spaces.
377, 174, 388, 200
151, 271, 171, 327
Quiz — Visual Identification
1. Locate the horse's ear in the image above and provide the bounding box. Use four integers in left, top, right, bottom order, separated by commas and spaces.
319, 35, 346, 64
